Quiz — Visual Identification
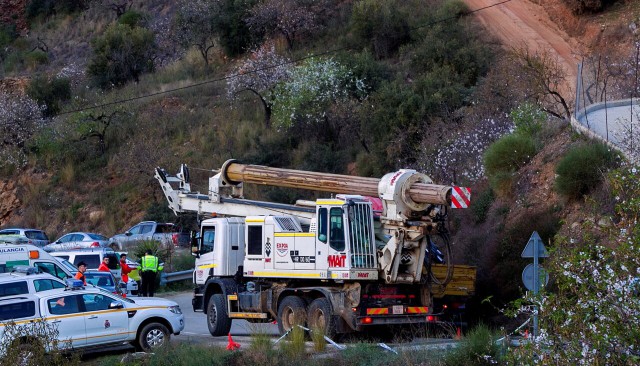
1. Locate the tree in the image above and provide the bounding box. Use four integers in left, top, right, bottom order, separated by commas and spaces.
174, 0, 220, 65
100, 0, 134, 18
508, 165, 640, 365
0, 92, 45, 169
246, 0, 319, 49
350, 0, 410, 59
87, 23, 156, 89
226, 43, 291, 127
510, 47, 572, 120
68, 110, 126, 154
271, 57, 366, 130
213, 0, 257, 57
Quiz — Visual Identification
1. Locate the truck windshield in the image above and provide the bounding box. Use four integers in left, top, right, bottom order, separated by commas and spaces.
201, 227, 215, 255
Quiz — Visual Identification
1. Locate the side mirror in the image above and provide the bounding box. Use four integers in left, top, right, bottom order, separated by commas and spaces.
125, 232, 132, 237
318, 233, 327, 242
191, 247, 200, 258
109, 301, 124, 309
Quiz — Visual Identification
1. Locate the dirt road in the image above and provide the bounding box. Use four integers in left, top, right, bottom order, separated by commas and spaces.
462, 0, 581, 86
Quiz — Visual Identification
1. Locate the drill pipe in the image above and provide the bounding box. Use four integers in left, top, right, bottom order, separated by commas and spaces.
221, 161, 451, 205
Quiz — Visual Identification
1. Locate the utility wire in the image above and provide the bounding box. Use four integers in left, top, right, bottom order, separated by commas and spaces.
46, 0, 514, 118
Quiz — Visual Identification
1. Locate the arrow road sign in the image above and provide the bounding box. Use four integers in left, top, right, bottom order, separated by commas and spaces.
521, 231, 549, 258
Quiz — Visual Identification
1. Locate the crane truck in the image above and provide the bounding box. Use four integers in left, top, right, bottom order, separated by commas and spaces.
154, 160, 475, 337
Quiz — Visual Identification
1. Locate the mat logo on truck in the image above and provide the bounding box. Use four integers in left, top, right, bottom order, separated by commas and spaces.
0, 247, 26, 254
328, 254, 346, 267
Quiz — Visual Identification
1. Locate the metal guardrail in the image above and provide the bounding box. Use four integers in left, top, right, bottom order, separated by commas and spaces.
160, 269, 194, 285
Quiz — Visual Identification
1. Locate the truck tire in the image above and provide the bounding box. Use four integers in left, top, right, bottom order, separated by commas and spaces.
277, 296, 307, 334
307, 297, 337, 339
207, 293, 232, 336
136, 322, 170, 351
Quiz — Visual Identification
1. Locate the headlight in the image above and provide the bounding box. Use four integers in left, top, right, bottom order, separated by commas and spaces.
168, 305, 182, 314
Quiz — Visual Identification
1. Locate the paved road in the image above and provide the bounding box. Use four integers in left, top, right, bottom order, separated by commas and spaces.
162, 291, 280, 347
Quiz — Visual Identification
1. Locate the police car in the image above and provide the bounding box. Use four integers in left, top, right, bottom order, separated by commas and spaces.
0, 279, 184, 352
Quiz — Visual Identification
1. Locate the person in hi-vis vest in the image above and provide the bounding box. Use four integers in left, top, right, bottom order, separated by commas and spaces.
140, 249, 162, 297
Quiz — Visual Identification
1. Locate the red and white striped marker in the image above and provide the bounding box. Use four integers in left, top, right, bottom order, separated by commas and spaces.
451, 186, 471, 208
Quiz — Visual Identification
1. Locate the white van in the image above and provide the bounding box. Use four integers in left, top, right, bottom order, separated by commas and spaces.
0, 245, 73, 280
49, 248, 139, 295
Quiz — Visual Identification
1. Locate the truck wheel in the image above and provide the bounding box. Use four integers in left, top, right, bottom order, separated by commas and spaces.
137, 322, 170, 351
307, 297, 337, 339
277, 296, 307, 334
207, 294, 232, 336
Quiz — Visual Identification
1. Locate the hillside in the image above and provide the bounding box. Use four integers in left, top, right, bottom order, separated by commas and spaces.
0, 0, 638, 332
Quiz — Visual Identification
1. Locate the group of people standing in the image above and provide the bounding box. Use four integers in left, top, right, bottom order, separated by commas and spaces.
73, 250, 162, 297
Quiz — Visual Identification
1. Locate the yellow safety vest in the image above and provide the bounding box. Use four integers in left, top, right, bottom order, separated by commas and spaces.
141, 255, 159, 272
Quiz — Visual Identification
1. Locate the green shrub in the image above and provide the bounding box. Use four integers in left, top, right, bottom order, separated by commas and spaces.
350, 0, 410, 59
555, 142, 618, 199
484, 134, 537, 193
26, 75, 71, 117
510, 102, 545, 137
0, 23, 17, 48
471, 188, 494, 223
118, 10, 148, 28
213, 0, 257, 57
87, 23, 156, 89
24, 50, 48, 68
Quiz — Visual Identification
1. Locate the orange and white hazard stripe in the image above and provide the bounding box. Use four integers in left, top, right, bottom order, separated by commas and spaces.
451, 186, 471, 208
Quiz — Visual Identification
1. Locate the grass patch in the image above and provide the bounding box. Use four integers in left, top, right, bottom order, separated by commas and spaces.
443, 324, 499, 366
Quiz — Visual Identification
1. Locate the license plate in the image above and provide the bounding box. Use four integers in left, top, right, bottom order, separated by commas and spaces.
392, 305, 403, 314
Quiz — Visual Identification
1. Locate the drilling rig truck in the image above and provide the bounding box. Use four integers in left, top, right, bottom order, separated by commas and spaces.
155, 160, 475, 337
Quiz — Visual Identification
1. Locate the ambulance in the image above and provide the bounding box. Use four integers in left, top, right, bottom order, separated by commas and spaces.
0, 244, 73, 280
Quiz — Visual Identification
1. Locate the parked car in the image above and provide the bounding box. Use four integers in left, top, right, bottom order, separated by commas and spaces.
0, 267, 67, 297
108, 221, 190, 250
0, 228, 49, 247
43, 232, 110, 252
0, 283, 184, 353
48, 248, 138, 295
84, 271, 126, 297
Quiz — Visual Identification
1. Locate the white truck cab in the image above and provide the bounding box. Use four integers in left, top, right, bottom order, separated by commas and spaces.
0, 244, 72, 280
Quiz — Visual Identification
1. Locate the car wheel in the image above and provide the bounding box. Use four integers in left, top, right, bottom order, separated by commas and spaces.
277, 296, 307, 335
207, 294, 232, 336
307, 297, 337, 339
137, 322, 170, 352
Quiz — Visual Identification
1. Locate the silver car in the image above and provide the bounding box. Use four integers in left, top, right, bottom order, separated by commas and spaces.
43, 232, 110, 252
0, 228, 50, 247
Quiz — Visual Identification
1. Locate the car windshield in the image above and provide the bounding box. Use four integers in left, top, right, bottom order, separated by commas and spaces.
25, 231, 48, 240
85, 273, 114, 287
57, 259, 78, 273
88, 233, 107, 241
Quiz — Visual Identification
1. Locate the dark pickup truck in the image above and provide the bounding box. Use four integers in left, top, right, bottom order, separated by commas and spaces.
108, 221, 190, 250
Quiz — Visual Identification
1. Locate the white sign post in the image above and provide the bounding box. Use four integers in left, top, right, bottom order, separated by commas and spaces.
521, 231, 549, 339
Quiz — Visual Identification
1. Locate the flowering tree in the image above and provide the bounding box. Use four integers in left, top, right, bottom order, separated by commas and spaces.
174, 0, 220, 65
508, 165, 640, 365
226, 43, 291, 127
246, 0, 319, 49
0, 92, 45, 169
271, 57, 366, 130
420, 117, 513, 184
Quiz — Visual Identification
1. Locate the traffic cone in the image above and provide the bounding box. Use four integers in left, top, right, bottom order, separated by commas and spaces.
455, 327, 461, 339
226, 333, 240, 351
524, 329, 529, 339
